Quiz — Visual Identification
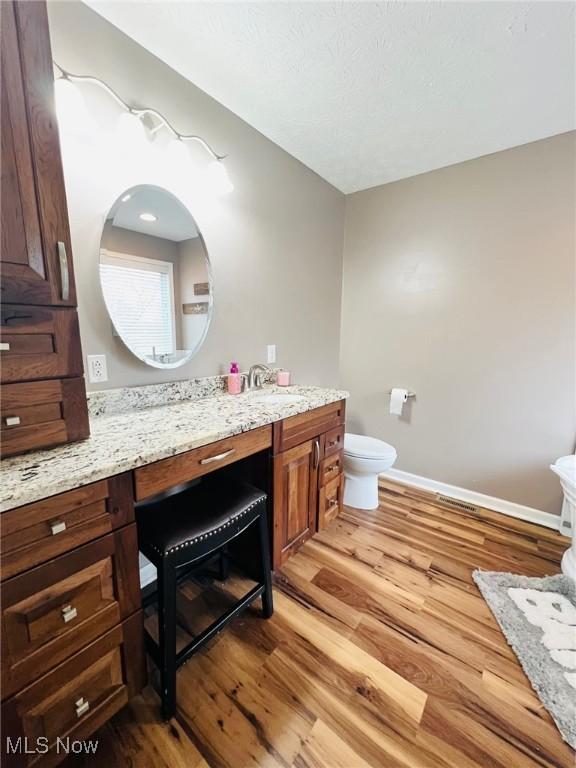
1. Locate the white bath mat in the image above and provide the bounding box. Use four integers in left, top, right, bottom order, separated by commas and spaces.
473, 570, 576, 750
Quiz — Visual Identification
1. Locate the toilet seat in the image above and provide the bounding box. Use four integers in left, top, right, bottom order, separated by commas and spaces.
344, 433, 397, 461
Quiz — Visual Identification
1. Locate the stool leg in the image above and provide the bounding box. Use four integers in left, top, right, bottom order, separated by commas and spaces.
157, 559, 177, 720
258, 511, 274, 619
219, 544, 229, 581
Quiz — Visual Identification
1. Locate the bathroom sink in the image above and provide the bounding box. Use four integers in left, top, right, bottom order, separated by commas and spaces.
250, 393, 305, 405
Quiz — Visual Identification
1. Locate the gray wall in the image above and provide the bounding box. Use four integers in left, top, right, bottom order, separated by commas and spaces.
48, 1, 344, 390
49, 3, 575, 515
340, 133, 576, 515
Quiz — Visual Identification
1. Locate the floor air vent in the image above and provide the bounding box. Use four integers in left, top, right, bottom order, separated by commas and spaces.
436, 494, 479, 514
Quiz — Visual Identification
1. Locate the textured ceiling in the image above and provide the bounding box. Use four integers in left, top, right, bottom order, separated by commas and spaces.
85, 1, 575, 193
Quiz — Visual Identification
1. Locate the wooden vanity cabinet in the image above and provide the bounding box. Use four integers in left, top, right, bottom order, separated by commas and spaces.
0, 475, 144, 768
273, 439, 318, 567
0, 0, 89, 458
272, 400, 346, 567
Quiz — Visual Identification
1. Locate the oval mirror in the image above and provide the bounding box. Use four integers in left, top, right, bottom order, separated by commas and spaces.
99, 185, 212, 369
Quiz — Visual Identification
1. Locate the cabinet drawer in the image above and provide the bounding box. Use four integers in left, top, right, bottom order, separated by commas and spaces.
0, 305, 83, 382
323, 425, 344, 458
320, 450, 343, 486
318, 473, 344, 530
134, 425, 272, 500
1, 526, 139, 699
0, 474, 133, 581
1, 378, 89, 456
273, 400, 346, 454
1, 613, 144, 768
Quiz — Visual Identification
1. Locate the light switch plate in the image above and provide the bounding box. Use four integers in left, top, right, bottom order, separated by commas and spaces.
267, 344, 276, 364
87, 354, 108, 383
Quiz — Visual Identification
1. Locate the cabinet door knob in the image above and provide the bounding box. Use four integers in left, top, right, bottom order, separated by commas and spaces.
50, 520, 67, 535
329, 499, 339, 509
0, 342, 10, 351
75, 697, 90, 718
62, 604, 78, 623
5, 416, 21, 427
58, 241, 70, 301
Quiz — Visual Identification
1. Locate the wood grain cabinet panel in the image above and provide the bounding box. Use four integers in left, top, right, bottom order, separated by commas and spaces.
135, 425, 272, 500
0, 0, 89, 458
323, 425, 344, 458
272, 400, 346, 566
1, 305, 84, 383
1, 613, 145, 768
1, 379, 89, 457
1, 526, 139, 699
318, 472, 344, 530
273, 439, 318, 568
273, 401, 345, 454
0, 474, 134, 581
319, 450, 343, 487
0, 1, 77, 307
0, 1, 49, 305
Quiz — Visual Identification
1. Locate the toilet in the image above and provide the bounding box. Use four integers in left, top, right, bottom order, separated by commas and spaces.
343, 433, 397, 510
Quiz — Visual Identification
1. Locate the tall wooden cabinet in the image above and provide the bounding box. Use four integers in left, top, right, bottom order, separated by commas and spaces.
272, 400, 346, 567
1, 0, 89, 457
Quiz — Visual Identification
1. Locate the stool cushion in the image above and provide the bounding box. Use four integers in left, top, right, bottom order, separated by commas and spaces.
137, 480, 266, 559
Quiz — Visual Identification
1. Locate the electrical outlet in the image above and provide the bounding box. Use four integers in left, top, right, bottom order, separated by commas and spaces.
267, 344, 276, 364
87, 354, 108, 383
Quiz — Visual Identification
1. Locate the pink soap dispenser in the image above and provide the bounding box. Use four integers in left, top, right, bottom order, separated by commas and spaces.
228, 362, 242, 395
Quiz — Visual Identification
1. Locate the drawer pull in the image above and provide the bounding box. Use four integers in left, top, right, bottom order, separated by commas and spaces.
327, 464, 338, 472
200, 448, 236, 465
62, 604, 78, 623
5, 416, 21, 426
75, 697, 90, 718
0, 342, 10, 351
58, 241, 70, 301
50, 520, 67, 535
328, 499, 339, 509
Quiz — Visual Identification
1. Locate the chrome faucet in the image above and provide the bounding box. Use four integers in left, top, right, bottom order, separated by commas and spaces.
247, 363, 270, 390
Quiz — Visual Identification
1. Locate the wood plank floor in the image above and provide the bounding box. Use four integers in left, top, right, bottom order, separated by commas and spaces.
66, 480, 573, 768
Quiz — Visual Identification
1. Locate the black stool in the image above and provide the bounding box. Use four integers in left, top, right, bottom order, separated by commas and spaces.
137, 480, 273, 720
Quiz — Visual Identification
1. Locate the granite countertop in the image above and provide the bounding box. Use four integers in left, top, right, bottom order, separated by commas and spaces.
0, 385, 348, 512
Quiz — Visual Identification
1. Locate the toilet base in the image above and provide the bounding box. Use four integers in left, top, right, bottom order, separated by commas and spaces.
343, 472, 379, 510
561, 545, 576, 582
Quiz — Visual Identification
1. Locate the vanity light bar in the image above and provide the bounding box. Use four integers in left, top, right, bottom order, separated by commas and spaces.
52, 62, 227, 162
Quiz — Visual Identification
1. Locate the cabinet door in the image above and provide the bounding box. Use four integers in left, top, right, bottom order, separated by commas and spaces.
273, 439, 319, 568
0, 0, 77, 307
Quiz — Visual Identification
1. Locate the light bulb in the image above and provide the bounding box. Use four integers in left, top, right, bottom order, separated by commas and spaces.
54, 77, 93, 135
206, 160, 234, 195
116, 112, 147, 149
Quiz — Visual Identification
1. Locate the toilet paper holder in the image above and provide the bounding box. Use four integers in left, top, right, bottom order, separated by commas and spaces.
387, 389, 416, 398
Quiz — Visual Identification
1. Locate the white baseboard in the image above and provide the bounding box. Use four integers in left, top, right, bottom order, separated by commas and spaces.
381, 468, 563, 532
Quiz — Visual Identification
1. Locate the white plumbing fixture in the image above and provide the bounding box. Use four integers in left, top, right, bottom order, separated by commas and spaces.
343, 433, 397, 510
551, 455, 576, 581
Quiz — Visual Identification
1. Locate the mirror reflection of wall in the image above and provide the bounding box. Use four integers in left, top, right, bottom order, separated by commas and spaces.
99, 185, 212, 369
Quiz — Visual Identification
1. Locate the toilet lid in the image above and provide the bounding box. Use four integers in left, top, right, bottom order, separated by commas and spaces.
344, 433, 397, 460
